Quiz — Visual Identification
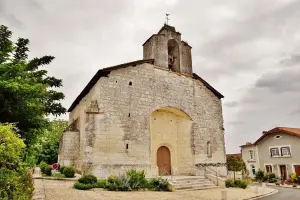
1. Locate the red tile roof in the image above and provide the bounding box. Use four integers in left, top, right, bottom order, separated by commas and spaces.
254, 127, 300, 145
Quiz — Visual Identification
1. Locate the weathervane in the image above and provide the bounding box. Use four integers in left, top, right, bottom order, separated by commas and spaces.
165, 14, 170, 25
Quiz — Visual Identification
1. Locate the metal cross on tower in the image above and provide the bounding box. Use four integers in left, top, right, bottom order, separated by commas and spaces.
165, 14, 170, 25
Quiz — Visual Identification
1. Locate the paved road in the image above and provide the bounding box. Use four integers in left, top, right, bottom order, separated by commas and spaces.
259, 186, 300, 200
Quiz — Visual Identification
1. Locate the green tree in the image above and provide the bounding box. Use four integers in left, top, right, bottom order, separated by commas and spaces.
0, 25, 66, 144
227, 155, 246, 180
28, 119, 68, 164
0, 123, 34, 199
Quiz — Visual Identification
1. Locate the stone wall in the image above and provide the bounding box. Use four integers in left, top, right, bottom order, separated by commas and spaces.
67, 63, 226, 178
58, 130, 80, 167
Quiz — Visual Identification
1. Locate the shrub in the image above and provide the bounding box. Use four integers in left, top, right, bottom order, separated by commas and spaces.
238, 179, 248, 189
167, 184, 176, 192
255, 169, 265, 182
63, 166, 75, 178
107, 175, 118, 183
59, 166, 65, 174
94, 180, 107, 188
295, 176, 300, 184
285, 178, 293, 185
147, 177, 170, 191
73, 182, 94, 190
78, 174, 97, 184
39, 161, 48, 173
44, 165, 52, 176
225, 178, 248, 189
126, 169, 147, 189
289, 173, 297, 182
0, 124, 34, 200
105, 175, 132, 191
225, 179, 234, 188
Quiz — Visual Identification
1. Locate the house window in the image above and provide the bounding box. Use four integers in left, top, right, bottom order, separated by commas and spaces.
249, 150, 254, 160
251, 165, 256, 175
265, 165, 272, 173
270, 148, 280, 157
281, 147, 291, 156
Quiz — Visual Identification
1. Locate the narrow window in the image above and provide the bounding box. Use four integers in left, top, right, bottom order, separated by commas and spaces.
281, 147, 291, 156
251, 165, 256, 175
128, 113, 130, 117
270, 148, 280, 157
126, 144, 129, 150
265, 165, 272, 173
207, 141, 212, 157
249, 150, 254, 160
129, 81, 132, 86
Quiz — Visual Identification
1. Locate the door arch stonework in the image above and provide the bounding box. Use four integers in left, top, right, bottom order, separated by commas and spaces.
150, 106, 194, 176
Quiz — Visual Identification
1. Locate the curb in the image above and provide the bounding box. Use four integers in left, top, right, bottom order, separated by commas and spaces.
33, 176, 78, 181
243, 188, 278, 200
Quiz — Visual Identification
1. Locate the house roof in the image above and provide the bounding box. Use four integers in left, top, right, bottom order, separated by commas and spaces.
67, 59, 224, 112
239, 142, 255, 148
253, 127, 300, 145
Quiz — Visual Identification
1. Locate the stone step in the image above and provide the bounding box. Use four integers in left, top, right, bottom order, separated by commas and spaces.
170, 178, 208, 183
172, 181, 213, 187
177, 185, 219, 191
175, 183, 216, 189
171, 176, 205, 180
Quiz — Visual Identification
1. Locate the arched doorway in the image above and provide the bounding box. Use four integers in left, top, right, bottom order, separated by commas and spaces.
157, 146, 171, 175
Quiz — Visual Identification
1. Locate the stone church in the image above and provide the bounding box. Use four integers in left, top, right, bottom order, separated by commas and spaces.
58, 24, 227, 178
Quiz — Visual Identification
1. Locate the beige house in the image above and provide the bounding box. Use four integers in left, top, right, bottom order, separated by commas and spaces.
58, 24, 227, 179
241, 127, 300, 179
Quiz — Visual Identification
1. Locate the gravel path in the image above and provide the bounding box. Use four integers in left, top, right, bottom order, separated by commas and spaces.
33, 179, 275, 200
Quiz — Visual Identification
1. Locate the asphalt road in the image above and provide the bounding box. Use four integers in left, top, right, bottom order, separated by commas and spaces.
259, 186, 300, 200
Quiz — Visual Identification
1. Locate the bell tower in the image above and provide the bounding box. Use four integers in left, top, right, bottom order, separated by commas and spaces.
142, 24, 192, 75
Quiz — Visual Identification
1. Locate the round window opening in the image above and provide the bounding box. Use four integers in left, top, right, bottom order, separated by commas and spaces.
275, 135, 281, 139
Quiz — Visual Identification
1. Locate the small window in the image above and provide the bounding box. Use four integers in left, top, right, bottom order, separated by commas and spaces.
126, 144, 129, 150
129, 81, 132, 86
249, 150, 254, 160
281, 147, 291, 156
251, 165, 256, 175
207, 141, 212, 157
128, 113, 130, 117
266, 165, 272, 173
270, 148, 280, 157
275, 135, 281, 139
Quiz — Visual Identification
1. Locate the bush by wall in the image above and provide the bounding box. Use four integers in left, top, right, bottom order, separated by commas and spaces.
74, 182, 94, 190
255, 169, 265, 182
225, 178, 248, 189
78, 174, 97, 184
73, 169, 175, 192
59, 166, 65, 174
63, 166, 75, 178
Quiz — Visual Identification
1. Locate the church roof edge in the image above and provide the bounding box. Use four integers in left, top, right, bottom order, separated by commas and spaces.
67, 59, 155, 112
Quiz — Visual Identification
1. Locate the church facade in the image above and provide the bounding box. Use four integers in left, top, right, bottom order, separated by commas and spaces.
58, 25, 227, 178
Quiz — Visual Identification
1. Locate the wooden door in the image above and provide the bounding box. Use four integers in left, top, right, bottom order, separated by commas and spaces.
157, 146, 171, 176
295, 165, 300, 176
280, 165, 287, 180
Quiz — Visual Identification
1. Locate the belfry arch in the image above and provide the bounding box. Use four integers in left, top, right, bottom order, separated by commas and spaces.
150, 107, 194, 176
167, 39, 180, 72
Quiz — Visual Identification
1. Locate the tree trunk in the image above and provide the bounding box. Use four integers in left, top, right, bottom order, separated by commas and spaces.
234, 171, 236, 180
